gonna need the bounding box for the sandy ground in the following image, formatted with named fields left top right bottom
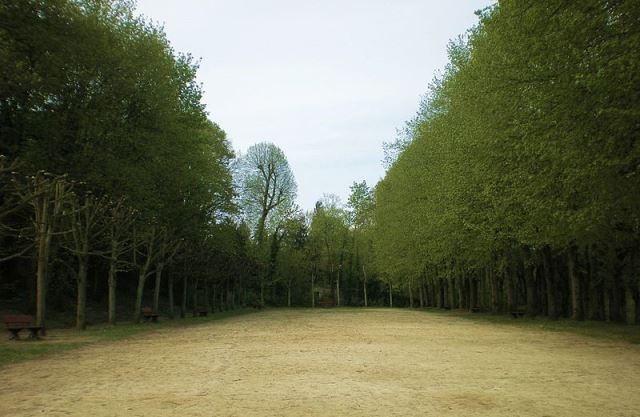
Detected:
left=0, top=309, right=639, bottom=417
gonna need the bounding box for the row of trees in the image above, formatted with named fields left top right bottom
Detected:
left=6, top=0, right=636, bottom=328
left=372, top=1, right=640, bottom=323
left=0, top=1, right=390, bottom=325
left=0, top=0, right=246, bottom=330
left=1, top=1, right=389, bottom=328
left=233, top=142, right=386, bottom=308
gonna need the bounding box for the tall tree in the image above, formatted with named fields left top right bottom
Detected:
left=234, top=142, right=297, bottom=305
left=347, top=181, right=376, bottom=306
left=235, top=142, right=297, bottom=243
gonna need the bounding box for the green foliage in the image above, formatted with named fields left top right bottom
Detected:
left=0, top=0, right=237, bottom=327
left=373, top=0, right=640, bottom=321
left=0, top=0, right=234, bottom=229
left=234, top=142, right=297, bottom=244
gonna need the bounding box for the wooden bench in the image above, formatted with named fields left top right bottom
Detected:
left=510, top=306, right=526, bottom=318
left=141, top=307, right=159, bottom=323
left=2, top=315, right=41, bottom=340
left=318, top=300, right=336, bottom=308
left=470, top=307, right=481, bottom=313
left=195, top=307, right=208, bottom=317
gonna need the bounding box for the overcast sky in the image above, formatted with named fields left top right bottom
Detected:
left=135, top=0, right=494, bottom=211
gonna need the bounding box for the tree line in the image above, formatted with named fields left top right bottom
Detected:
left=3, top=0, right=638, bottom=328
left=232, top=143, right=383, bottom=309
left=0, top=1, right=386, bottom=330
left=372, top=0, right=640, bottom=324
left=0, top=0, right=241, bottom=330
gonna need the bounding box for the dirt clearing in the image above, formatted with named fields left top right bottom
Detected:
left=0, top=309, right=639, bottom=416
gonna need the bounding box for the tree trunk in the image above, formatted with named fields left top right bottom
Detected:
left=505, top=269, right=515, bottom=312
left=470, top=278, right=477, bottom=311
left=192, top=277, right=199, bottom=315
left=256, top=213, right=268, bottom=246
left=362, top=265, right=368, bottom=307
left=181, top=275, right=187, bottom=318
left=153, top=262, right=164, bottom=313
left=205, top=278, right=210, bottom=311
left=389, top=282, right=393, bottom=308
left=336, top=270, right=341, bottom=306
left=108, top=243, right=118, bottom=325
left=488, top=268, right=498, bottom=313
left=625, top=285, right=637, bottom=325
left=526, top=264, right=537, bottom=317
left=311, top=272, right=315, bottom=308
left=134, top=271, right=147, bottom=323
left=35, top=218, right=52, bottom=333
left=408, top=281, right=414, bottom=308
left=287, top=285, right=291, bottom=307
left=567, top=247, right=583, bottom=320
left=448, top=279, right=455, bottom=309
left=168, top=272, right=174, bottom=319
left=586, top=246, right=600, bottom=320
left=603, top=286, right=611, bottom=322
left=419, top=280, right=424, bottom=308
left=225, top=280, right=230, bottom=310
left=212, top=283, right=217, bottom=312
left=542, top=247, right=557, bottom=319
left=76, top=255, right=88, bottom=330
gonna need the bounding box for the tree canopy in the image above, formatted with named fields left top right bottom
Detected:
left=372, top=0, right=640, bottom=323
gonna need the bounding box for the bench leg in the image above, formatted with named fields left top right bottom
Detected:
left=28, top=329, right=41, bottom=340
left=8, top=329, right=21, bottom=340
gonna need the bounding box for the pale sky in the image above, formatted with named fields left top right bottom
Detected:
left=135, top=0, right=494, bottom=210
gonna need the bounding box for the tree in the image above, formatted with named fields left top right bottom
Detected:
left=234, top=142, right=297, bottom=305
left=63, top=191, right=109, bottom=330
left=131, top=224, right=181, bottom=323
left=371, top=0, right=640, bottom=322
left=309, top=195, right=349, bottom=306
left=0, top=157, right=34, bottom=263
left=1, top=0, right=239, bottom=327
left=235, top=142, right=297, bottom=244
left=28, top=173, right=70, bottom=333
left=103, top=198, right=136, bottom=325
left=347, top=181, right=376, bottom=306
left=276, top=214, right=309, bottom=307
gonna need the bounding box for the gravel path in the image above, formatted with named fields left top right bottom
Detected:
left=1, top=309, right=639, bottom=416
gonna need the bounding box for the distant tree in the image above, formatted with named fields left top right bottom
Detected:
left=347, top=181, right=376, bottom=306
left=234, top=142, right=297, bottom=244
left=234, top=142, right=297, bottom=305
left=309, top=195, right=349, bottom=306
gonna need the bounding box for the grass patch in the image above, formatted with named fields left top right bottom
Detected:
left=422, top=307, right=640, bottom=344
left=0, top=342, right=85, bottom=367
left=84, top=308, right=257, bottom=342
left=0, top=308, right=257, bottom=368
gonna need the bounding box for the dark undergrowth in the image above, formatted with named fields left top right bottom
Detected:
left=420, top=307, right=640, bottom=345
